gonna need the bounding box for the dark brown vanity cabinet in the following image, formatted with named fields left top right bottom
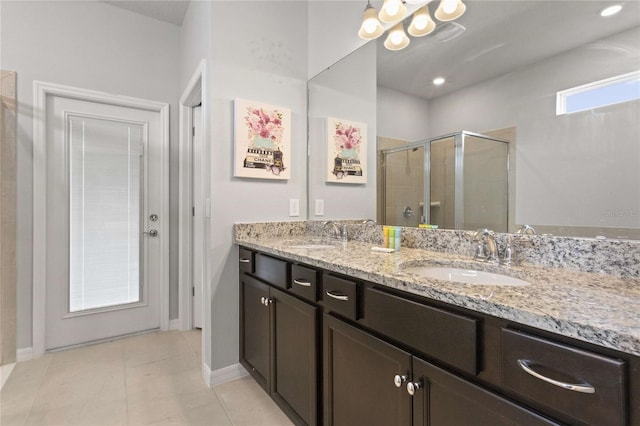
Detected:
left=240, top=247, right=638, bottom=426
left=324, top=314, right=412, bottom=426
left=324, top=313, right=557, bottom=426
left=239, top=252, right=320, bottom=426
left=240, top=273, right=271, bottom=390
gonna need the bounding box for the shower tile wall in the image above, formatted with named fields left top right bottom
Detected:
left=1, top=70, right=17, bottom=365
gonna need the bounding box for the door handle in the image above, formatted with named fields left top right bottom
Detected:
left=144, top=229, right=158, bottom=237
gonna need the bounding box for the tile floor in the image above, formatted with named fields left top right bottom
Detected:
left=0, top=330, right=293, bottom=425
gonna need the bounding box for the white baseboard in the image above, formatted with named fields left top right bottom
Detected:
left=16, top=347, right=33, bottom=362
left=204, top=362, right=249, bottom=388
left=169, top=319, right=179, bottom=330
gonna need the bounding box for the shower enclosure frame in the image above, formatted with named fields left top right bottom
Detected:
left=381, top=130, right=510, bottom=231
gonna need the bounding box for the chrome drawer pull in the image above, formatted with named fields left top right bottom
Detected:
left=293, top=279, right=312, bottom=287
left=239, top=258, right=251, bottom=263
left=326, top=290, right=349, bottom=301
left=517, top=359, right=596, bottom=394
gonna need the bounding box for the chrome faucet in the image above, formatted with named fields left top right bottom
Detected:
left=471, top=229, right=499, bottom=263
left=503, top=225, right=536, bottom=266
left=323, top=221, right=341, bottom=240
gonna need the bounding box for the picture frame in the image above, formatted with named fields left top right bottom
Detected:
left=234, top=98, right=292, bottom=180
left=326, top=117, right=367, bottom=184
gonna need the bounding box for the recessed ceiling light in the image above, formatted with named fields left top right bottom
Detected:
left=600, top=4, right=623, bottom=17
left=433, top=77, right=446, bottom=86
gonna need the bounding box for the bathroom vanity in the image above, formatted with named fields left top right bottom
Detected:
left=235, top=223, right=640, bottom=426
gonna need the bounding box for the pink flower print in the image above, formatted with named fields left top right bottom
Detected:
left=334, top=123, right=362, bottom=153
left=244, top=106, right=284, bottom=144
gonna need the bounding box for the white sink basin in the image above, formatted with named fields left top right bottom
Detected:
left=403, top=266, right=530, bottom=286
left=284, top=240, right=338, bottom=249
left=288, top=244, right=337, bottom=249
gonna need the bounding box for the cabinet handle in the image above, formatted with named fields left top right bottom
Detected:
left=517, top=359, right=595, bottom=394
left=239, top=258, right=251, bottom=263
left=326, top=290, right=349, bottom=301
left=260, top=297, right=273, bottom=306
left=293, top=279, right=312, bottom=287
left=406, top=381, right=421, bottom=396
left=393, top=374, right=407, bottom=388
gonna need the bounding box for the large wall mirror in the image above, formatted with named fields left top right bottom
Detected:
left=307, top=0, right=640, bottom=239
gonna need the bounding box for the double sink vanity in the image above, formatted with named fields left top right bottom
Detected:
left=235, top=221, right=640, bottom=425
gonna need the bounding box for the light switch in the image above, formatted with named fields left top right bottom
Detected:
left=315, top=199, right=325, bottom=216
left=289, top=199, right=300, bottom=217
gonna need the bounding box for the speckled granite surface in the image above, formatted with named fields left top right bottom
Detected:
left=234, top=221, right=640, bottom=356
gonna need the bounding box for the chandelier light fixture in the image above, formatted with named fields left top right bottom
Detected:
left=384, top=22, right=411, bottom=50
left=359, top=1, right=385, bottom=40
left=378, top=0, right=408, bottom=23
left=358, top=0, right=467, bottom=51
left=408, top=5, right=436, bottom=37
left=434, top=0, right=466, bottom=22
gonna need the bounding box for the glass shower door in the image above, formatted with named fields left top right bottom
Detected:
left=383, top=146, right=424, bottom=227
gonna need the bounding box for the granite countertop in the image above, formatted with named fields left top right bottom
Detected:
left=236, top=236, right=640, bottom=357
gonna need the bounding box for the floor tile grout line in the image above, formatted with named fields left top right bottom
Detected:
left=22, top=353, right=56, bottom=424
left=122, top=339, right=131, bottom=426
left=212, top=385, right=237, bottom=426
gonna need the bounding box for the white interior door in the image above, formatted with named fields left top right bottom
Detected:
left=192, top=106, right=203, bottom=329
left=44, top=94, right=165, bottom=350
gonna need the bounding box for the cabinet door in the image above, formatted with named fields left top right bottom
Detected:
left=240, top=274, right=271, bottom=391
left=324, top=314, right=411, bottom=426
left=272, top=288, right=320, bottom=426
left=411, top=357, right=559, bottom=426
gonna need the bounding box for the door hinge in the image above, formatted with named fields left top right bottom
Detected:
left=192, top=206, right=195, bottom=217
left=192, top=286, right=195, bottom=297
left=192, top=126, right=196, bottom=137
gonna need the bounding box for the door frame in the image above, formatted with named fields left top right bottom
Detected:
left=32, top=81, right=170, bottom=358
left=178, top=60, right=208, bottom=331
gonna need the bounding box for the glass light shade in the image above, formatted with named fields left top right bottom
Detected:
left=384, top=23, right=410, bottom=51
left=358, top=4, right=384, bottom=39
left=408, top=6, right=436, bottom=37
left=379, top=0, right=408, bottom=23
left=434, top=0, right=466, bottom=21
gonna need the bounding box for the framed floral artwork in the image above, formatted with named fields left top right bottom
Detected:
left=326, top=117, right=367, bottom=184
left=234, top=98, right=292, bottom=180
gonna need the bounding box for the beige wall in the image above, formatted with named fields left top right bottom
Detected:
left=1, top=70, right=17, bottom=365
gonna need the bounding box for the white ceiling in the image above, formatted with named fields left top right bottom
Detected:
left=377, top=0, right=640, bottom=100
left=103, top=0, right=190, bottom=26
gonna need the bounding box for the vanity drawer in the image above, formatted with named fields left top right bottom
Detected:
left=322, top=274, right=359, bottom=321
left=363, top=286, right=479, bottom=375
left=238, top=247, right=254, bottom=274
left=254, top=253, right=289, bottom=289
left=501, top=328, right=626, bottom=426
left=290, top=264, right=319, bottom=303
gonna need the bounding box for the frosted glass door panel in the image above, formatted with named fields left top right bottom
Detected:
left=69, top=116, right=143, bottom=312
left=463, top=136, right=509, bottom=232
left=384, top=147, right=424, bottom=227
left=429, top=137, right=455, bottom=229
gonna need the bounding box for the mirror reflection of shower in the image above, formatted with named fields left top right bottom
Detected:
left=378, top=131, right=510, bottom=232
